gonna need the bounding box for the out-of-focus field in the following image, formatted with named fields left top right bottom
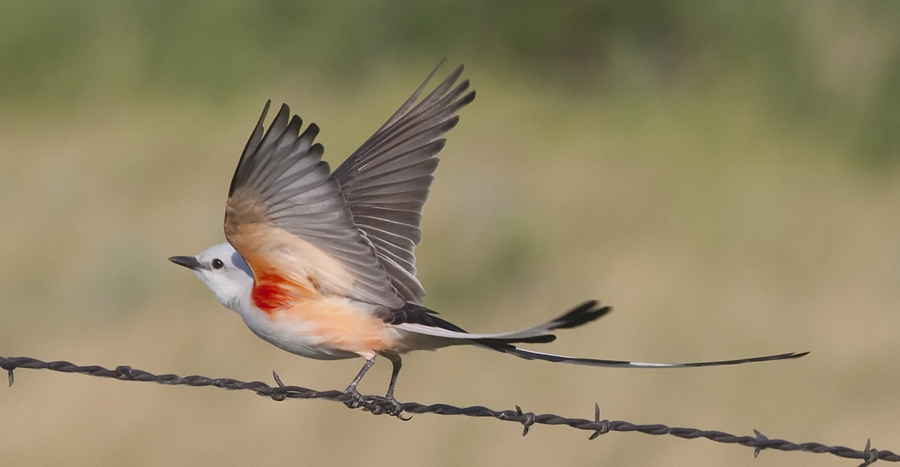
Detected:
left=2, top=2, right=900, bottom=466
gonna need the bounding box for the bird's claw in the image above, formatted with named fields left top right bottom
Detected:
left=342, top=388, right=366, bottom=409
left=365, top=395, right=410, bottom=419
left=342, top=387, right=408, bottom=419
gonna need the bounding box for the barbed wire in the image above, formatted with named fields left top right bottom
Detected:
left=1, top=355, right=894, bottom=466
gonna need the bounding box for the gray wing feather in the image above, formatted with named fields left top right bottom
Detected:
left=333, top=63, right=476, bottom=304
left=228, top=102, right=404, bottom=308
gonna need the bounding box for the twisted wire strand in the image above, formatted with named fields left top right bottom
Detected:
left=1, top=355, right=893, bottom=466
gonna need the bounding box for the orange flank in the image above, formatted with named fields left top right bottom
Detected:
left=272, top=298, right=397, bottom=357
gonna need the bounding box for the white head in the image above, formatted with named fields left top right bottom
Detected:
left=169, top=242, right=254, bottom=312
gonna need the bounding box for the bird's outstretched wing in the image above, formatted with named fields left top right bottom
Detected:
left=225, top=102, right=404, bottom=309
left=333, top=63, right=476, bottom=304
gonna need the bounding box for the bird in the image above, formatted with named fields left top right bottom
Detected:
left=169, top=63, right=807, bottom=410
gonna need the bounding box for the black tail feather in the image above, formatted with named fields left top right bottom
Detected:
left=474, top=334, right=557, bottom=347
left=491, top=346, right=810, bottom=368
left=547, top=300, right=611, bottom=330
left=469, top=301, right=610, bottom=346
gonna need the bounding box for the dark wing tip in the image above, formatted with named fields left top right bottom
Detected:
left=460, top=89, right=476, bottom=106
left=377, top=302, right=468, bottom=332
left=430, top=57, right=449, bottom=80
left=302, top=122, right=320, bottom=140
left=230, top=100, right=275, bottom=196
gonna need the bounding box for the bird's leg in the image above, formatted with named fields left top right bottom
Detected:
left=384, top=354, right=402, bottom=402
left=343, top=358, right=375, bottom=408
left=366, top=353, right=407, bottom=418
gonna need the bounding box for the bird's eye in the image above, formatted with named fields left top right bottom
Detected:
left=211, top=259, right=224, bottom=269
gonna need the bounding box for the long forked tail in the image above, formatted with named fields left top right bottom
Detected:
left=393, top=300, right=809, bottom=367
left=465, top=301, right=809, bottom=368
left=487, top=346, right=809, bottom=368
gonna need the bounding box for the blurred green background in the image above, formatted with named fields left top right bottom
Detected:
left=2, top=1, right=899, bottom=466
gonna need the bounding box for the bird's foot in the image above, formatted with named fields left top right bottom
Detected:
left=342, top=387, right=366, bottom=409
left=365, top=395, right=410, bottom=420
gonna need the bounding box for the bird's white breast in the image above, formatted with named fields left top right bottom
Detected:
left=232, top=294, right=360, bottom=360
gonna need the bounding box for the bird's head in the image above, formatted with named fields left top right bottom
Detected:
left=169, top=242, right=254, bottom=312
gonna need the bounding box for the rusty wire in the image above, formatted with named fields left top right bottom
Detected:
left=1, top=355, right=894, bottom=465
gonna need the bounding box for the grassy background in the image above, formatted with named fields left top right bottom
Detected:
left=2, top=1, right=900, bottom=466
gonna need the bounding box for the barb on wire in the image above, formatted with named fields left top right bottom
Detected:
left=1, top=355, right=895, bottom=465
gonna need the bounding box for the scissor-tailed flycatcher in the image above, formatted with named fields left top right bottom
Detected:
left=169, top=64, right=806, bottom=408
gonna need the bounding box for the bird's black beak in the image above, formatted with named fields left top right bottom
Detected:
left=168, top=256, right=202, bottom=270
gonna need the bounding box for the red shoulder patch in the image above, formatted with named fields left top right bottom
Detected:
left=252, top=283, right=294, bottom=313
left=251, top=270, right=310, bottom=313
